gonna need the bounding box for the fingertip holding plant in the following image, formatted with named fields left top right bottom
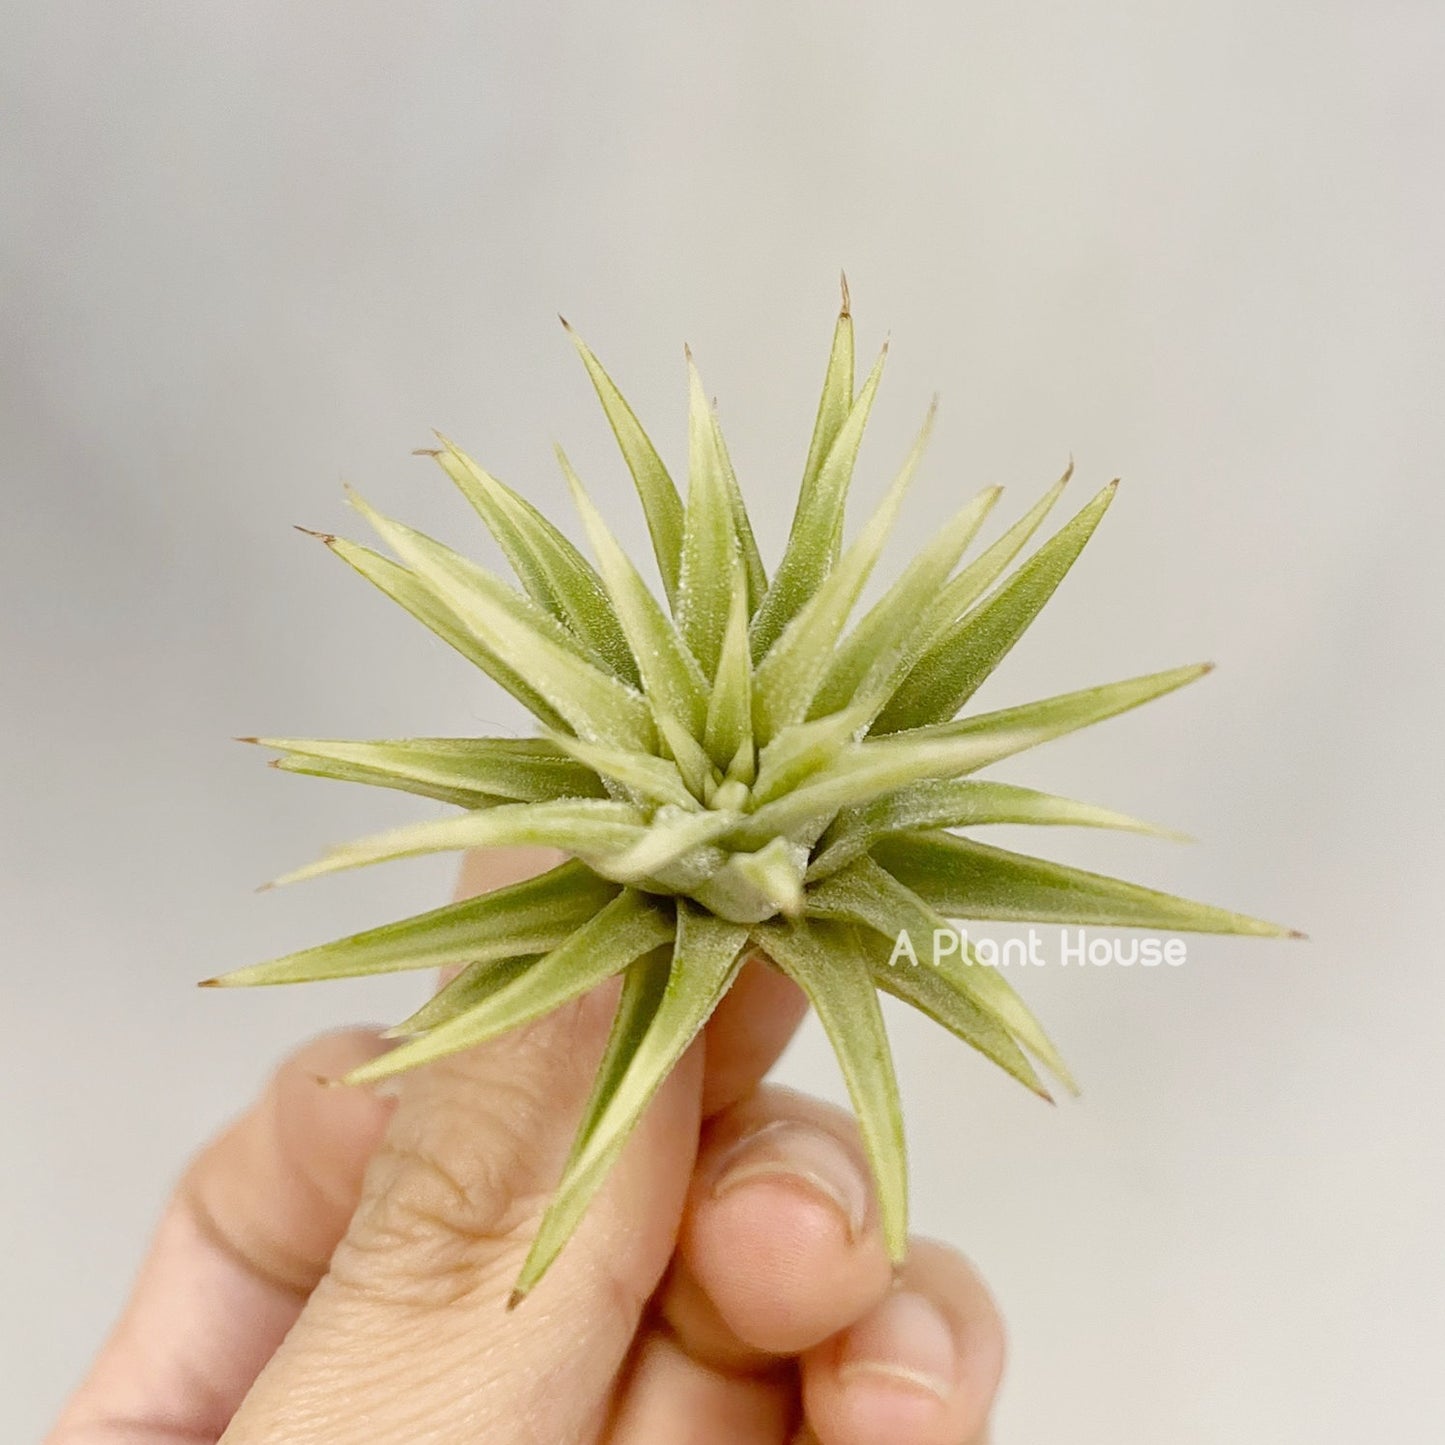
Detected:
left=221, top=287, right=1296, bottom=1301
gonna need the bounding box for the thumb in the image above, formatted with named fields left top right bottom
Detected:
left=222, top=848, right=704, bottom=1445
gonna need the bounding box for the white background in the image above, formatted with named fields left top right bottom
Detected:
left=3, top=3, right=1441, bottom=1438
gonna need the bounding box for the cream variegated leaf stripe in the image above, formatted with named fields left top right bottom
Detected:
left=222, top=283, right=1297, bottom=1300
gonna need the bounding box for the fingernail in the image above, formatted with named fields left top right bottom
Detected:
left=712, top=1120, right=869, bottom=1240
left=838, top=1288, right=957, bottom=1401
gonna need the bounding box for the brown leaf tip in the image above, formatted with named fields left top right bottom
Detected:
left=506, top=1289, right=525, bottom=1312
left=839, top=269, right=852, bottom=317
left=294, top=525, right=336, bottom=544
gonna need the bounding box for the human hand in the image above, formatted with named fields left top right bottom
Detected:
left=51, top=848, right=1005, bottom=1444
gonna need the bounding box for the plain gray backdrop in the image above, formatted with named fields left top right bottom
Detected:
left=3, top=3, right=1441, bottom=1439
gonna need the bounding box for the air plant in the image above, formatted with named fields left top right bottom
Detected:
left=216, top=283, right=1292, bottom=1302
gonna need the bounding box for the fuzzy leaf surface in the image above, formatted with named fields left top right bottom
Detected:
left=513, top=908, right=748, bottom=1297
left=875, top=481, right=1117, bottom=734
left=749, top=348, right=885, bottom=659
left=210, top=861, right=615, bottom=986
left=431, top=440, right=640, bottom=683
left=810, top=778, right=1175, bottom=879
left=272, top=800, right=650, bottom=886
left=565, top=324, right=686, bottom=604
left=807, top=857, right=1074, bottom=1090
left=345, top=890, right=674, bottom=1084
left=753, top=404, right=933, bottom=741
left=324, top=538, right=567, bottom=730
left=874, top=831, right=1294, bottom=935
left=255, top=736, right=606, bottom=808
left=756, top=920, right=908, bottom=1260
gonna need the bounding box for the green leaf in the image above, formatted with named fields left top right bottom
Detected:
left=873, top=831, right=1297, bottom=936
left=655, top=710, right=721, bottom=801
left=511, top=907, right=749, bottom=1300
left=735, top=726, right=1052, bottom=850
left=755, top=919, right=908, bottom=1261
left=753, top=402, right=935, bottom=742
left=711, top=403, right=768, bottom=613
left=564, top=321, right=686, bottom=606
left=749, top=346, right=887, bottom=660
left=548, top=733, right=697, bottom=811
left=897, top=663, right=1214, bottom=751
left=604, top=804, right=742, bottom=885
left=916, top=463, right=1073, bottom=651
left=429, top=439, right=640, bottom=685
left=207, top=860, right=615, bottom=986
left=874, top=481, right=1117, bottom=734
left=750, top=702, right=872, bottom=808
left=853, top=926, right=1050, bottom=1099
left=344, top=890, right=674, bottom=1084
left=322, top=536, right=567, bottom=731
left=559, top=448, right=709, bottom=734
left=810, top=484, right=1002, bottom=720
left=810, top=778, right=1179, bottom=880
left=806, top=857, right=1073, bottom=1092
left=348, top=492, right=656, bottom=752
left=703, top=577, right=754, bottom=774
left=270, top=799, right=650, bottom=887
left=798, top=281, right=856, bottom=534
left=251, top=736, right=606, bottom=808
left=677, top=352, right=741, bottom=678
left=692, top=837, right=807, bottom=923
left=390, top=953, right=541, bottom=1035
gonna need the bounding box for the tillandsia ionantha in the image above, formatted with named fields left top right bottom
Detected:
left=216, top=280, right=1294, bottom=1304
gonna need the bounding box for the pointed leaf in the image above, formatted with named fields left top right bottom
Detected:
left=390, top=953, right=540, bottom=1035
left=430, top=439, right=640, bottom=684
left=873, top=831, right=1296, bottom=936
left=565, top=322, right=686, bottom=605
left=512, top=907, right=748, bottom=1299
left=750, top=702, right=872, bottom=808
left=344, top=890, right=674, bottom=1084
left=810, top=778, right=1178, bottom=880
left=735, top=727, right=1050, bottom=849
left=750, top=346, right=886, bottom=659
left=677, top=353, right=740, bottom=677
left=548, top=733, right=697, bottom=811
left=323, top=536, right=567, bottom=730
left=917, top=463, right=1072, bottom=649
left=272, top=799, right=649, bottom=887
left=896, top=663, right=1214, bottom=751
left=604, top=804, right=742, bottom=884
left=208, top=860, right=615, bottom=986
left=349, top=493, right=655, bottom=751
left=854, top=926, right=1050, bottom=1099
left=253, top=736, right=606, bottom=808
left=798, top=283, right=856, bottom=534
left=873, top=481, right=1117, bottom=733
left=711, top=403, right=767, bottom=613
left=755, top=920, right=908, bottom=1260
left=807, top=857, right=1073, bottom=1091
left=560, top=447, right=709, bottom=734
left=754, top=403, right=934, bottom=741
left=703, top=577, right=754, bottom=772
left=810, top=485, right=1001, bottom=720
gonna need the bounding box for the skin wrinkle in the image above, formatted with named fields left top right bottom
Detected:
left=175, top=1185, right=315, bottom=1306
